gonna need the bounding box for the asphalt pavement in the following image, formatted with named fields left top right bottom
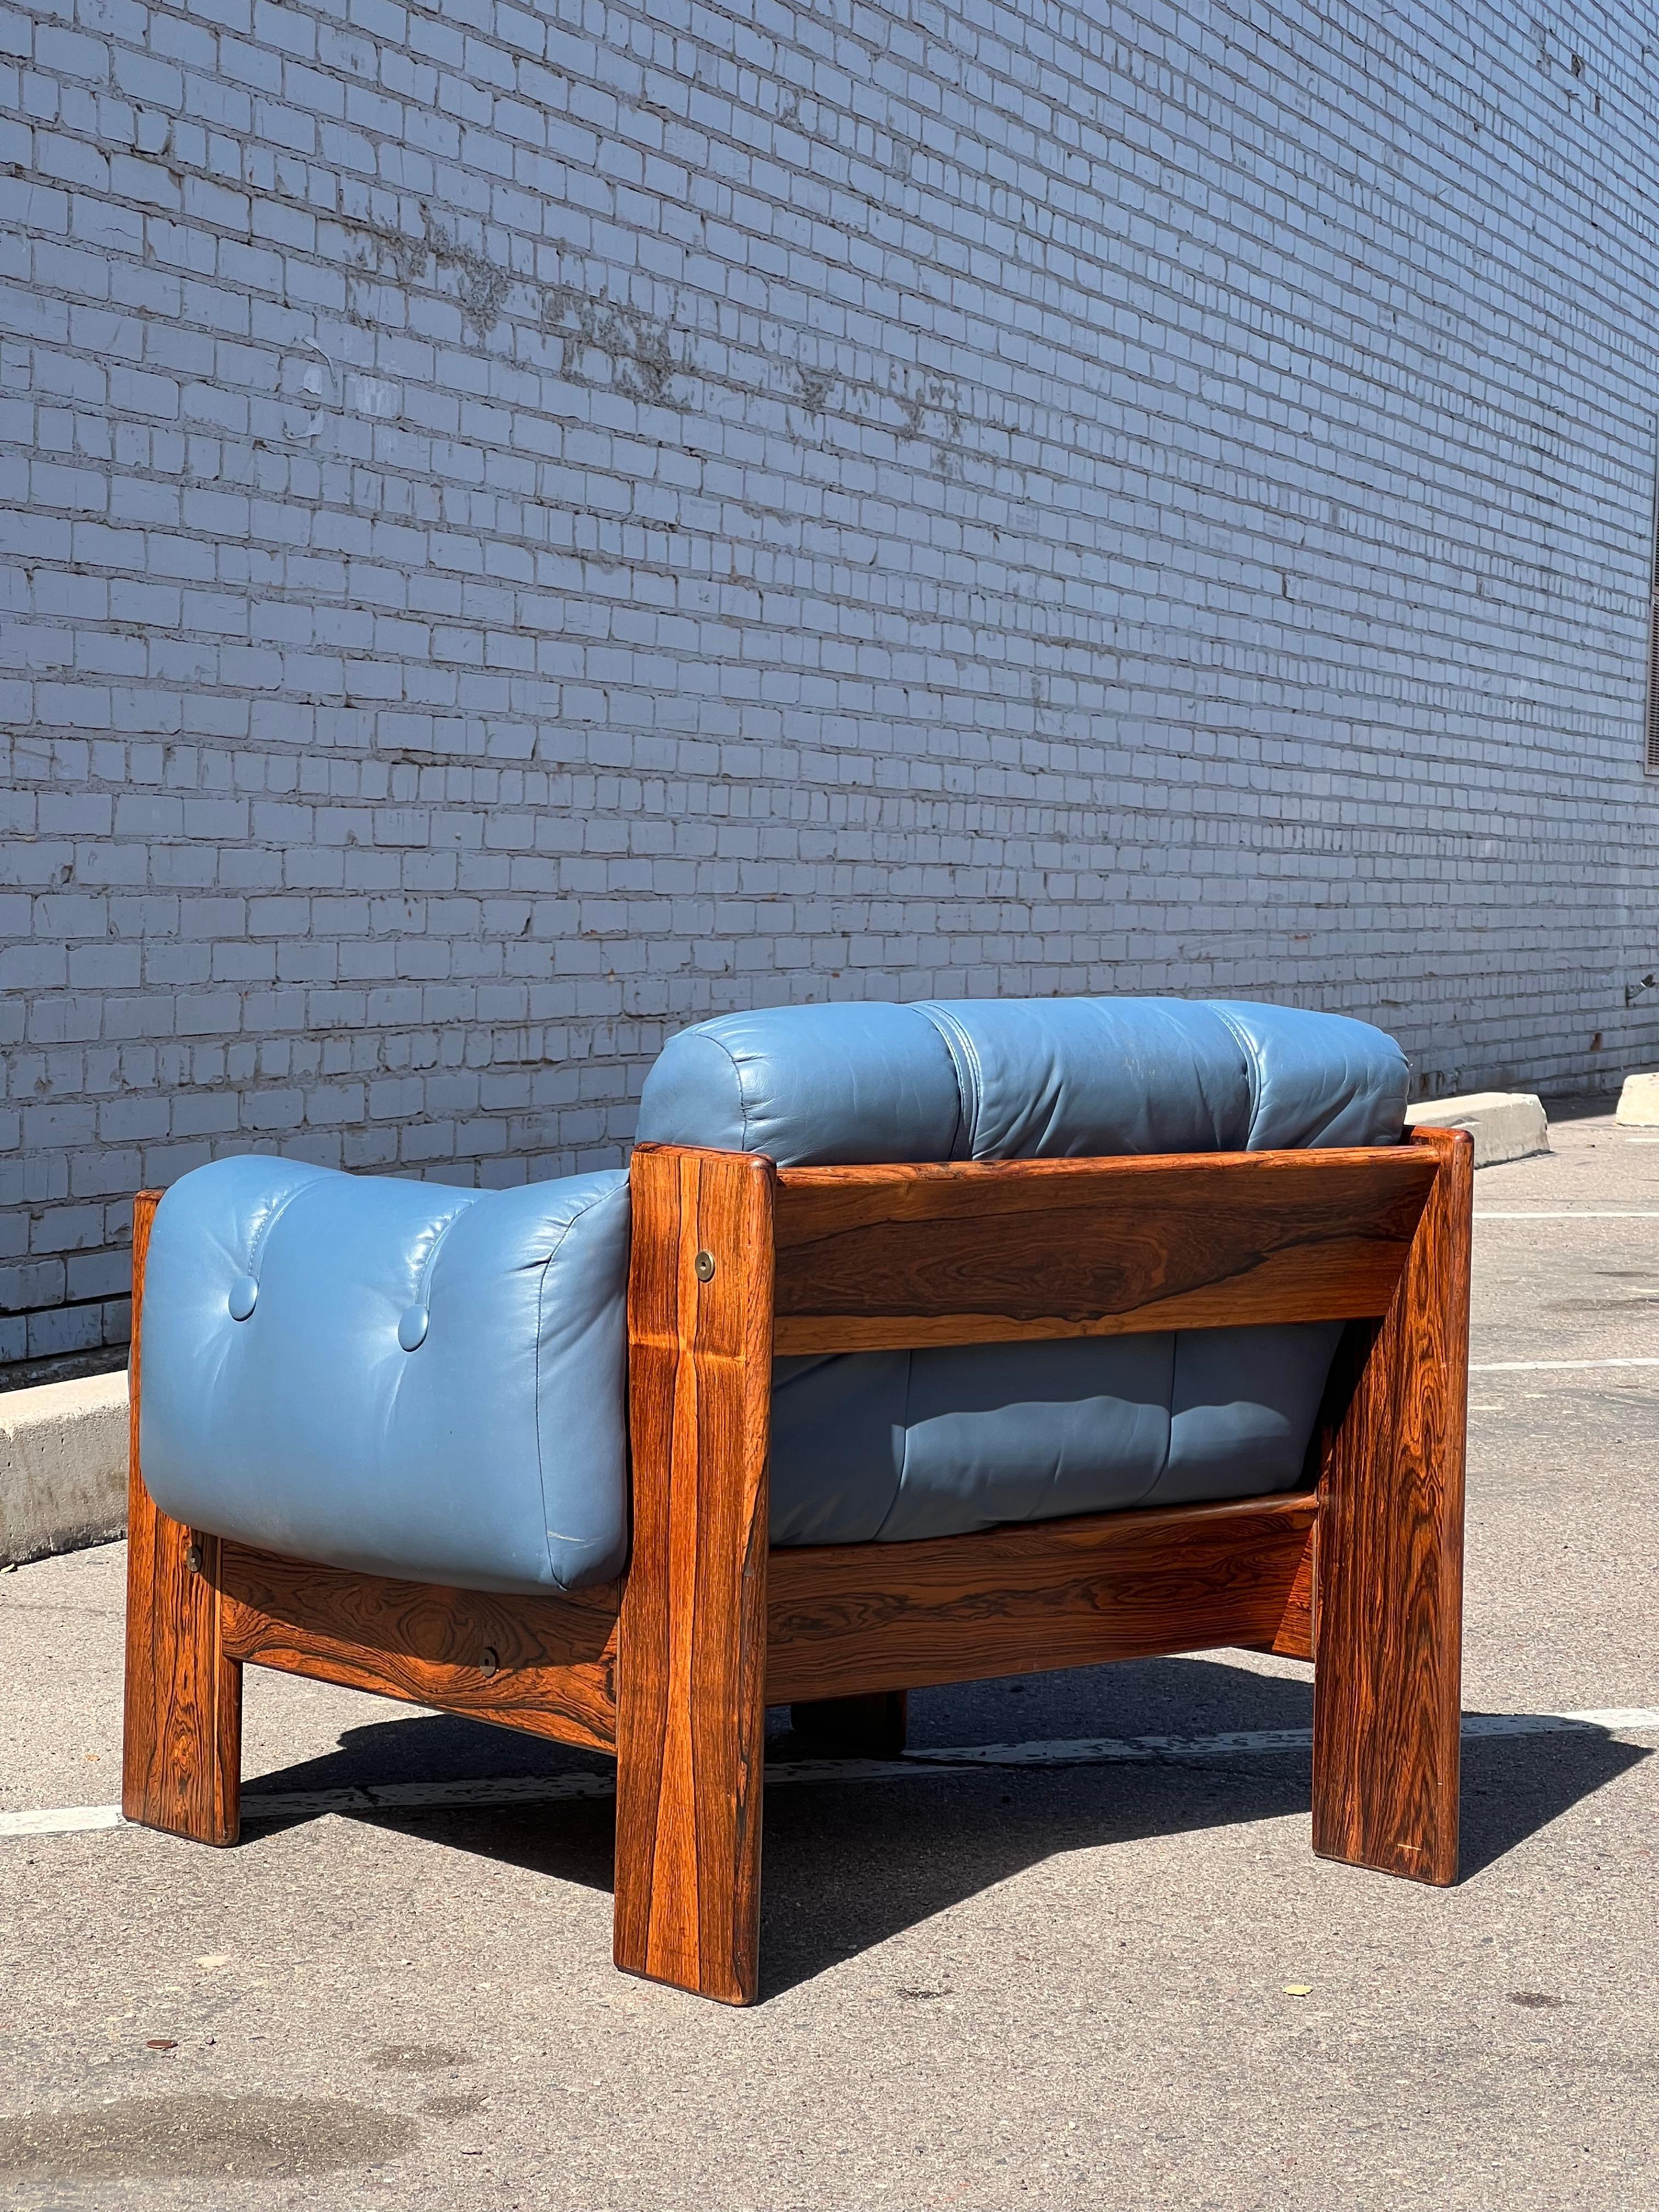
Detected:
left=0, top=1108, right=1654, bottom=2210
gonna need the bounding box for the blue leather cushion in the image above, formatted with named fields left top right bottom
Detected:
left=633, top=1000, right=964, bottom=1166
left=646, top=995, right=1406, bottom=1550
left=636, top=996, right=1407, bottom=1163
left=141, top=997, right=1406, bottom=1590
left=140, top=1156, right=631, bottom=1594
left=769, top=1322, right=1344, bottom=1544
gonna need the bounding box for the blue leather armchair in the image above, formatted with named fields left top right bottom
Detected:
left=122, top=996, right=1471, bottom=2004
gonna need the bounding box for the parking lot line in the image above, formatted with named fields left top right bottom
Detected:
left=1470, top=1358, right=1659, bottom=1372
left=4, top=1706, right=1653, bottom=1842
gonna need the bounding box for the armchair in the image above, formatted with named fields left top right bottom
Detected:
left=123, top=997, right=1470, bottom=2004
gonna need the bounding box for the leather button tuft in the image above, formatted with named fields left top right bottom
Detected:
left=397, top=1304, right=430, bottom=1352
left=227, top=1276, right=258, bottom=1322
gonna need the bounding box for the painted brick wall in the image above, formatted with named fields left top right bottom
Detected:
left=4, top=0, right=1658, bottom=1369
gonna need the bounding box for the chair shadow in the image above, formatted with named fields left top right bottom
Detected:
left=238, top=1655, right=1649, bottom=2002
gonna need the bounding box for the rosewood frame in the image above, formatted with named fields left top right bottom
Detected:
left=123, top=1124, right=1471, bottom=2006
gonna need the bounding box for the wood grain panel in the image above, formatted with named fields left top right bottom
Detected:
left=122, top=1189, right=244, bottom=1846
left=1266, top=1520, right=1316, bottom=1662
left=765, top=1491, right=1318, bottom=1705
left=1312, top=1126, right=1471, bottom=1885
left=614, top=1145, right=776, bottom=2006
left=771, top=1146, right=1436, bottom=1352
left=217, top=1545, right=620, bottom=1754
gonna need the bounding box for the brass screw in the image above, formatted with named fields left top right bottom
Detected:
left=693, top=1249, right=716, bottom=1282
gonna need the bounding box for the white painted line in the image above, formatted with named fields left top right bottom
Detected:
left=1474, top=1211, right=1659, bottom=1220
left=242, top=1773, right=619, bottom=1820
left=1470, top=1358, right=1659, bottom=1373
left=0, top=1803, right=125, bottom=1838
left=1549, top=1708, right=1659, bottom=1731
left=4, top=1708, right=1655, bottom=1841
left=896, top=1708, right=1659, bottom=1765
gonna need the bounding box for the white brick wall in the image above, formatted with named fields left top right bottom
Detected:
left=4, top=0, right=1658, bottom=1367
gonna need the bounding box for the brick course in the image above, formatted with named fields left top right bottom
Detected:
left=3, top=0, right=1657, bottom=1367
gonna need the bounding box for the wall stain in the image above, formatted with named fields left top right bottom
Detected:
left=540, top=282, right=685, bottom=406
left=335, top=210, right=513, bottom=343
left=895, top=371, right=966, bottom=475
left=792, top=362, right=836, bottom=416
left=422, top=210, right=512, bottom=341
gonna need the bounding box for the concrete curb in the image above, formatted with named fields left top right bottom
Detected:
left=1404, top=1091, right=1550, bottom=1169
left=1616, top=1071, right=1659, bottom=1126
left=0, top=1372, right=129, bottom=1568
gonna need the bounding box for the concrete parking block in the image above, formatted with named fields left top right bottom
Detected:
left=0, top=1372, right=128, bottom=1568
left=1615, top=1071, right=1659, bottom=1125
left=1405, top=1091, right=1550, bottom=1167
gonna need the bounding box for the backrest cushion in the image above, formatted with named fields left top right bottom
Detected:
left=636, top=996, right=1407, bottom=1163
left=633, top=1001, right=962, bottom=1166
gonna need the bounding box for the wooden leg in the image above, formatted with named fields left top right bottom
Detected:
left=121, top=1190, right=242, bottom=1845
left=614, top=1146, right=775, bottom=2005
left=791, top=1691, right=909, bottom=1756
left=1312, top=1126, right=1470, bottom=1885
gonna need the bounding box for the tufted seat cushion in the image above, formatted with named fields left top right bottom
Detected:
left=140, top=1157, right=631, bottom=1593
left=139, top=997, right=1407, bottom=1593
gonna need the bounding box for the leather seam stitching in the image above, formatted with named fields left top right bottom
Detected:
left=532, top=1179, right=628, bottom=1585
left=1205, top=1003, right=1266, bottom=1149
left=915, top=1002, right=978, bottom=1159
left=703, top=1033, right=751, bottom=1152
left=533, top=1240, right=550, bottom=1581
left=242, top=1169, right=331, bottom=1278
left=869, top=1346, right=917, bottom=1543
left=411, top=1193, right=479, bottom=1305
